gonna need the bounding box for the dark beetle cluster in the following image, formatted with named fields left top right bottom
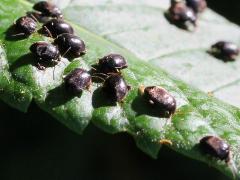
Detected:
left=13, top=1, right=86, bottom=69
left=165, top=1, right=240, bottom=61
left=13, top=1, right=64, bottom=38
left=27, top=1, right=63, bottom=23
left=65, top=54, right=130, bottom=102
left=166, top=0, right=207, bottom=31
left=8, top=1, right=127, bottom=103
left=12, top=1, right=131, bottom=103
left=98, top=54, right=130, bottom=102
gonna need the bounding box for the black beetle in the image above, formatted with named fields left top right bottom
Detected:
left=210, top=41, right=239, bottom=61
left=167, top=1, right=197, bottom=31
left=41, top=19, right=74, bottom=38
left=139, top=86, right=177, bottom=118
left=64, top=68, right=92, bottom=95
left=186, top=0, right=207, bottom=13
left=30, top=41, right=60, bottom=69
left=33, top=1, right=63, bottom=18
left=97, top=54, right=128, bottom=74
left=103, top=74, right=130, bottom=102
left=199, top=136, right=230, bottom=162
left=54, top=33, right=86, bottom=58
left=14, top=16, right=37, bottom=37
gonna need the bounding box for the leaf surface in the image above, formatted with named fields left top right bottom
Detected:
left=0, top=0, right=240, bottom=178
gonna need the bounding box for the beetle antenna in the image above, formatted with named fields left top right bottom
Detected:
left=43, top=25, right=53, bottom=38
left=62, top=47, right=71, bottom=57
left=107, top=72, right=119, bottom=76
left=91, top=75, right=105, bottom=83
left=52, top=65, right=56, bottom=80
left=91, top=67, right=96, bottom=71
left=53, top=64, right=58, bottom=80
left=29, top=13, right=39, bottom=23
left=11, top=33, right=25, bottom=37
left=52, top=61, right=64, bottom=80
left=92, top=72, right=109, bottom=77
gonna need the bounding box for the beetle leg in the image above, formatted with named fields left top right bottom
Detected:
left=37, top=62, right=46, bottom=70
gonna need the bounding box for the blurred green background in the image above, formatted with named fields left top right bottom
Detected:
left=0, top=1, right=239, bottom=180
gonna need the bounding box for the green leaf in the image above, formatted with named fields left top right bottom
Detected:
left=0, top=0, right=240, bottom=178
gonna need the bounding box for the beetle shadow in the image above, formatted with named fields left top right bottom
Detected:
left=9, top=53, right=35, bottom=72
left=10, top=52, right=62, bottom=73
left=62, top=53, right=82, bottom=62
left=131, top=95, right=170, bottom=118
left=45, top=84, right=77, bottom=108
left=89, top=67, right=108, bottom=84
left=192, top=143, right=215, bottom=161
left=59, top=48, right=86, bottom=62
left=5, top=25, right=29, bottom=41
left=206, top=51, right=234, bottom=63
left=92, top=87, right=116, bottom=108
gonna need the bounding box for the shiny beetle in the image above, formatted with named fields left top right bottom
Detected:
left=167, top=1, right=197, bottom=31
left=97, top=54, right=128, bottom=74
left=30, top=41, right=60, bottom=69
left=139, top=86, right=177, bottom=118
left=14, top=16, right=37, bottom=37
left=54, top=33, right=86, bottom=58
left=41, top=19, right=74, bottom=38
left=64, top=68, right=92, bottom=95
left=102, top=74, right=130, bottom=102
left=33, top=1, right=63, bottom=18
left=210, top=41, right=239, bottom=61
